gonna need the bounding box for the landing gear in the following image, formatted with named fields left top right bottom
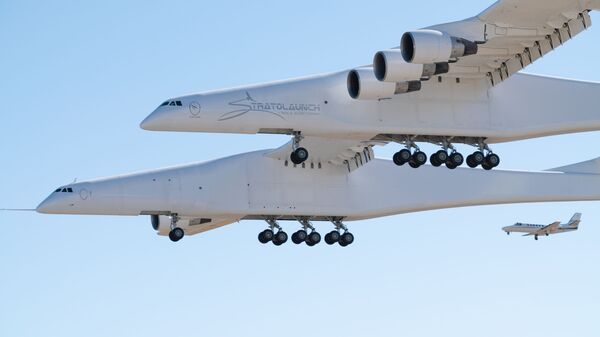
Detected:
left=306, top=231, right=321, bottom=246
left=328, top=219, right=354, bottom=247
left=430, top=150, right=448, bottom=167
left=258, top=218, right=287, bottom=245
left=534, top=235, right=539, bottom=241
left=168, top=214, right=185, bottom=242
left=291, top=230, right=307, bottom=244
left=468, top=140, right=500, bottom=170
left=169, top=227, right=184, bottom=242
left=290, top=132, right=308, bottom=164
left=393, top=139, right=426, bottom=168
left=393, top=149, right=412, bottom=166
left=446, top=151, right=464, bottom=169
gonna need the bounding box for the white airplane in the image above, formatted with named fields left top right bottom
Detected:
left=36, top=0, right=600, bottom=245
left=502, top=213, right=582, bottom=240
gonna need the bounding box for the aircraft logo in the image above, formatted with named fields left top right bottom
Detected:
left=218, top=91, right=321, bottom=121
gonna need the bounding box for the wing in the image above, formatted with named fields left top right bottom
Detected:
left=522, top=221, right=561, bottom=236
left=264, top=136, right=386, bottom=173
left=425, top=0, right=599, bottom=85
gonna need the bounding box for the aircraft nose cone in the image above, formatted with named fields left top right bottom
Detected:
left=36, top=196, right=60, bottom=214
left=140, top=109, right=167, bottom=130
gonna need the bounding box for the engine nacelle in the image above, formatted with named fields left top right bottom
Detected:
left=347, top=68, right=421, bottom=100
left=373, top=49, right=449, bottom=82
left=401, top=30, right=478, bottom=64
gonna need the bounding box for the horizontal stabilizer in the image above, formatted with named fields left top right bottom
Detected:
left=550, top=157, right=600, bottom=174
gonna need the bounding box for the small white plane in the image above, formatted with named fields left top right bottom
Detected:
left=503, top=213, right=582, bottom=240
left=34, top=0, right=600, bottom=245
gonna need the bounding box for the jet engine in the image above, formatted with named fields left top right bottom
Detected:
left=347, top=68, right=421, bottom=100
left=373, top=49, right=449, bottom=82
left=400, top=30, right=478, bottom=64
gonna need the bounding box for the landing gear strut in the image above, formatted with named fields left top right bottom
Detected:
left=168, top=214, right=185, bottom=242
left=326, top=219, right=354, bottom=247
left=258, top=218, right=288, bottom=245
left=467, top=139, right=500, bottom=170
left=290, top=131, right=308, bottom=165
left=393, top=138, right=426, bottom=168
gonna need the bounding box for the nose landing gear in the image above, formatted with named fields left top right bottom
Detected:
left=290, top=132, right=309, bottom=165
left=168, top=214, right=185, bottom=242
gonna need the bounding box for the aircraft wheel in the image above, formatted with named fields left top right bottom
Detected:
left=485, top=153, right=500, bottom=168
left=168, top=227, right=185, bottom=242
left=291, top=147, right=308, bottom=164
left=466, top=155, right=477, bottom=168
left=472, top=151, right=485, bottom=165
left=291, top=230, right=307, bottom=244
left=481, top=162, right=493, bottom=171
left=445, top=160, right=458, bottom=170
left=258, top=229, right=274, bottom=244
left=339, top=232, right=354, bottom=246
left=412, top=151, right=427, bottom=166
left=272, top=231, right=288, bottom=246
left=393, top=149, right=411, bottom=166
left=306, top=231, right=321, bottom=246
left=534, top=235, right=539, bottom=241
left=447, top=152, right=464, bottom=167
left=324, top=231, right=340, bottom=245
left=430, top=154, right=441, bottom=167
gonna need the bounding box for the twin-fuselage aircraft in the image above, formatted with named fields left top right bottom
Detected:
left=37, top=0, right=600, bottom=245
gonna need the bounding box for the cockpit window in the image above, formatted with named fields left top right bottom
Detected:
left=67, top=188, right=73, bottom=193
left=162, top=100, right=183, bottom=107
left=55, top=188, right=61, bottom=192
left=55, top=187, right=74, bottom=193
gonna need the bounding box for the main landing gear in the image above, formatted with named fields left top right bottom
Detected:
left=257, top=218, right=354, bottom=247
left=290, top=131, right=309, bottom=165
left=392, top=137, right=500, bottom=170
left=168, top=214, right=185, bottom=242
left=466, top=141, right=500, bottom=170
left=393, top=139, right=427, bottom=168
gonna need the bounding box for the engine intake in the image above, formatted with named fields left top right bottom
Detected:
left=373, top=49, right=449, bottom=82
left=401, top=30, right=478, bottom=64
left=347, top=68, right=420, bottom=100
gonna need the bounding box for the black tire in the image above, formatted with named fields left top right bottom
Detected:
left=408, top=160, right=420, bottom=168
left=169, top=227, right=185, bottom=242
left=413, top=151, right=427, bottom=166
left=430, top=154, right=441, bottom=167
left=290, top=152, right=301, bottom=165
left=258, top=229, right=273, bottom=244
left=472, top=151, right=485, bottom=165
left=481, top=162, right=493, bottom=170
left=324, top=231, right=340, bottom=245
left=291, top=230, right=307, bottom=244
left=398, top=149, right=411, bottom=162
left=445, top=160, right=457, bottom=170
left=393, top=152, right=405, bottom=166
left=339, top=232, right=354, bottom=246
left=306, top=231, right=321, bottom=246
left=294, top=147, right=309, bottom=163
left=448, top=152, right=464, bottom=167
left=435, top=150, right=448, bottom=163
left=486, top=153, right=500, bottom=168
left=466, top=154, right=477, bottom=168
left=272, top=231, right=288, bottom=246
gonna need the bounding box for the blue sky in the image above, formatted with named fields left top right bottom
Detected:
left=1, top=1, right=600, bottom=336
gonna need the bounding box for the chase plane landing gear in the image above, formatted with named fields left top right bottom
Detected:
left=168, top=214, right=185, bottom=242
left=290, top=131, right=308, bottom=165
